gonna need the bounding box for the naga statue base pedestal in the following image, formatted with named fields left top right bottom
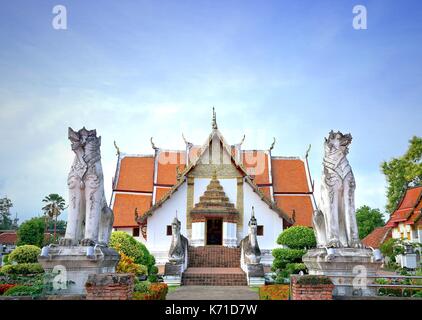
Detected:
left=163, top=263, right=184, bottom=286
left=38, top=246, right=120, bottom=295
left=245, top=264, right=265, bottom=286
left=303, top=248, right=382, bottom=297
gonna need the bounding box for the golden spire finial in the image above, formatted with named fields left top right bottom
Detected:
left=212, top=106, right=218, bottom=130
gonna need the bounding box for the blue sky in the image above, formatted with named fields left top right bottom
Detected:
left=0, top=0, right=421, bottom=223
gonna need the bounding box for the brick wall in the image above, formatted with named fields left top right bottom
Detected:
left=85, top=273, right=134, bottom=300
left=291, top=276, right=334, bottom=300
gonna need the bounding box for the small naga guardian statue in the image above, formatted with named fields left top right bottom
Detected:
left=60, top=127, right=114, bottom=247
left=241, top=207, right=261, bottom=264
left=168, top=216, right=188, bottom=264
left=313, top=131, right=362, bottom=248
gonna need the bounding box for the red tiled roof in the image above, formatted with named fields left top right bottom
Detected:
left=387, top=186, right=422, bottom=227
left=0, top=232, right=17, bottom=244
left=116, top=156, right=154, bottom=192
left=361, top=226, right=392, bottom=248
left=157, top=151, right=186, bottom=185
left=274, top=195, right=314, bottom=227
left=113, top=193, right=152, bottom=227
left=112, top=132, right=314, bottom=229
left=396, top=186, right=422, bottom=210
left=242, top=151, right=270, bottom=185
left=272, top=159, right=310, bottom=193
left=155, top=187, right=172, bottom=203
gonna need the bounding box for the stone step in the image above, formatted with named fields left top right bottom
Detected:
left=182, top=268, right=248, bottom=286
left=188, top=246, right=241, bottom=268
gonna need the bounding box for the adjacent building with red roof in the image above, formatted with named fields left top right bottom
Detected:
left=362, top=186, right=422, bottom=254
left=386, top=186, right=422, bottom=243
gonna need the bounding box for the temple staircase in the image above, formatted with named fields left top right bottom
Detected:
left=182, top=246, right=247, bottom=286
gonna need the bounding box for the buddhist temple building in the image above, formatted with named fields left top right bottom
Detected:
left=110, top=110, right=315, bottom=266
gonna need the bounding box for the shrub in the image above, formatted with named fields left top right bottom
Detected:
left=110, top=232, right=156, bottom=274
left=116, top=252, right=147, bottom=276
left=17, top=217, right=46, bottom=247
left=9, top=245, right=41, bottom=264
left=285, top=263, right=307, bottom=275
left=0, top=284, right=17, bottom=295
left=296, top=275, right=332, bottom=285
left=132, top=282, right=168, bottom=300
left=134, top=279, right=150, bottom=293
left=2, top=254, right=10, bottom=266
left=259, top=284, right=289, bottom=300
left=3, top=284, right=43, bottom=297
left=412, top=290, right=422, bottom=298
left=277, top=226, right=316, bottom=249
left=1, top=263, right=44, bottom=275
left=271, top=248, right=306, bottom=271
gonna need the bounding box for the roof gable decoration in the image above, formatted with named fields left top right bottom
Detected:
left=136, top=110, right=293, bottom=224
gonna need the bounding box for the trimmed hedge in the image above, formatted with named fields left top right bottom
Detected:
left=8, top=245, right=41, bottom=264
left=109, top=232, right=156, bottom=274
left=271, top=248, right=306, bottom=271
left=277, top=226, right=316, bottom=249
left=1, top=263, right=44, bottom=275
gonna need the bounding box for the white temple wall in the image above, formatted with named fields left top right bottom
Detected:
left=146, top=183, right=187, bottom=253
left=242, top=183, right=284, bottom=250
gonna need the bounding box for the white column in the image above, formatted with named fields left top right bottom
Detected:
left=223, top=222, right=237, bottom=247
left=191, top=222, right=205, bottom=246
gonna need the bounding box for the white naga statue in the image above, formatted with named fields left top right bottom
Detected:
left=60, top=127, right=114, bottom=247
left=241, top=207, right=261, bottom=264
left=313, top=131, right=362, bottom=248
left=168, top=216, right=188, bottom=265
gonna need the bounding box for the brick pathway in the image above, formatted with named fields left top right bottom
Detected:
left=183, top=267, right=244, bottom=274
left=182, top=267, right=248, bottom=285
left=167, top=286, right=259, bottom=300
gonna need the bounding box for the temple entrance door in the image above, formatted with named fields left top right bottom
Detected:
left=206, top=219, right=223, bottom=245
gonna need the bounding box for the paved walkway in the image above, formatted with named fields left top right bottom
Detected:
left=167, top=286, right=259, bottom=300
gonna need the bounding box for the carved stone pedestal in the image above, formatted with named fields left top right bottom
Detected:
left=303, top=248, right=382, bottom=297
left=163, top=263, right=183, bottom=286
left=245, top=264, right=265, bottom=286
left=38, top=246, right=120, bottom=295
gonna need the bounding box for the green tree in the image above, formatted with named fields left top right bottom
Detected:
left=17, top=217, right=46, bottom=247
left=277, top=226, right=316, bottom=249
left=46, top=220, right=67, bottom=234
left=356, top=205, right=385, bottom=239
left=272, top=226, right=316, bottom=281
left=42, top=194, right=66, bottom=240
left=381, top=136, right=422, bottom=213
left=0, top=197, right=13, bottom=230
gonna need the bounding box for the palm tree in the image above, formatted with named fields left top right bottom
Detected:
left=42, top=194, right=66, bottom=240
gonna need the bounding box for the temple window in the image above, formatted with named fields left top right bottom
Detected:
left=167, top=225, right=172, bottom=236
left=257, top=225, right=264, bottom=236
